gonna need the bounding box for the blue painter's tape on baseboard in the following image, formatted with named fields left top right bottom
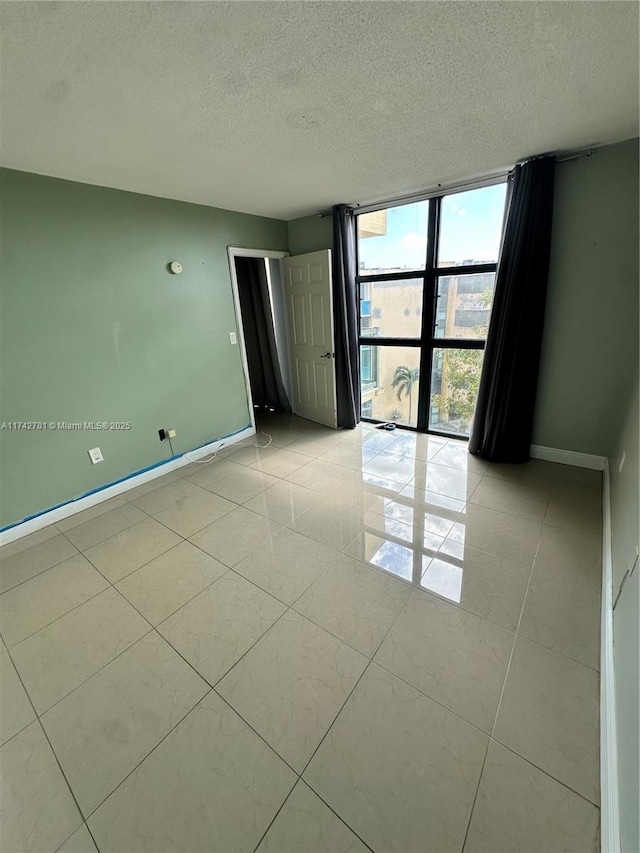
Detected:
left=0, top=424, right=252, bottom=533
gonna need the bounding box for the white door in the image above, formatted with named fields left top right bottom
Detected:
left=283, top=250, right=337, bottom=428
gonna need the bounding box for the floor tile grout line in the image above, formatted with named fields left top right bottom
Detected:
left=10, top=556, right=262, bottom=836
left=359, top=502, right=543, bottom=575
left=101, top=538, right=198, bottom=588
left=57, top=509, right=149, bottom=552
left=2, top=642, right=102, bottom=852
left=464, top=469, right=602, bottom=529
left=53, top=821, right=98, bottom=853
left=251, top=776, right=376, bottom=853
left=210, top=687, right=303, bottom=779
left=78, top=687, right=217, bottom=827
left=14, top=516, right=220, bottom=720
left=293, top=665, right=416, bottom=852
left=370, top=566, right=511, bottom=730
left=58, top=518, right=146, bottom=556
left=0, top=545, right=82, bottom=595
left=53, top=495, right=133, bottom=530
left=485, top=736, right=601, bottom=809
left=356, top=657, right=501, bottom=742
left=8, top=550, right=313, bottom=737
left=511, top=531, right=603, bottom=674
left=0, top=712, right=34, bottom=751
left=337, top=518, right=536, bottom=637
left=540, top=478, right=554, bottom=528
left=202, top=549, right=413, bottom=831
left=297, top=658, right=376, bottom=781
left=296, top=780, right=376, bottom=853
left=112, top=477, right=331, bottom=621
left=295, top=573, right=417, bottom=783
left=458, top=672, right=515, bottom=849
left=85, top=536, right=224, bottom=683
left=128, top=565, right=236, bottom=632
left=249, top=774, right=300, bottom=853
left=286, top=603, right=376, bottom=661
left=401, top=572, right=524, bottom=636
left=42, top=715, right=103, bottom=853
left=14, top=624, right=156, bottom=728
left=236, top=520, right=415, bottom=633
left=296, top=780, right=377, bottom=853
left=209, top=599, right=296, bottom=692
left=511, top=633, right=601, bottom=674
left=19, top=476, right=341, bottom=609
left=56, top=529, right=231, bottom=699
left=131, top=494, right=282, bottom=548
left=460, top=522, right=545, bottom=852
left=2, top=582, right=121, bottom=655
left=132, top=498, right=242, bottom=540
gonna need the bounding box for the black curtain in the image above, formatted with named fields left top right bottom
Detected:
left=332, top=205, right=360, bottom=428
left=235, top=257, right=290, bottom=413
left=469, top=156, right=556, bottom=462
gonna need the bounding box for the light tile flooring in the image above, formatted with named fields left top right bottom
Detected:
left=0, top=414, right=602, bottom=853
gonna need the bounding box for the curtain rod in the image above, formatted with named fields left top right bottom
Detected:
left=315, top=147, right=598, bottom=218
left=555, top=147, right=598, bottom=163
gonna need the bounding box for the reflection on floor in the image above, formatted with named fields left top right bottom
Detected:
left=0, top=413, right=602, bottom=852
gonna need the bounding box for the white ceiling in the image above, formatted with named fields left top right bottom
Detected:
left=1, top=1, right=638, bottom=220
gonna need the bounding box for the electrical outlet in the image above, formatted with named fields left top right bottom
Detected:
left=158, top=429, right=166, bottom=441
left=619, top=450, right=626, bottom=473
left=167, top=429, right=176, bottom=439
left=88, top=447, right=103, bottom=464
left=229, top=332, right=237, bottom=345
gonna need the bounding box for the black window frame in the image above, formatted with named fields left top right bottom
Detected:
left=355, top=183, right=505, bottom=438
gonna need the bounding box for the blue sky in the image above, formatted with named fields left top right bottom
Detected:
left=358, top=183, right=508, bottom=271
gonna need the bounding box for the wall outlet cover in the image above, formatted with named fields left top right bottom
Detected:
left=167, top=429, right=177, bottom=439
left=88, top=447, right=104, bottom=464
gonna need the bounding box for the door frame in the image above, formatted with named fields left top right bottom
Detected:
left=227, top=247, right=290, bottom=429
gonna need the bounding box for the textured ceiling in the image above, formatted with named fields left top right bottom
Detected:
left=1, top=1, right=638, bottom=220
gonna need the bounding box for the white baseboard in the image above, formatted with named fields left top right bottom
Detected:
left=530, top=444, right=607, bottom=471
left=0, top=426, right=255, bottom=547
left=600, top=459, right=621, bottom=853
left=533, top=445, right=619, bottom=849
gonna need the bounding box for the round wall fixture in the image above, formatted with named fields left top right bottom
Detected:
left=169, top=261, right=182, bottom=274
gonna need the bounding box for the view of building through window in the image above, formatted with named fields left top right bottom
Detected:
left=356, top=183, right=507, bottom=435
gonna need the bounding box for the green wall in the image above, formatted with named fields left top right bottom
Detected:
left=287, top=214, right=333, bottom=255
left=610, top=380, right=639, bottom=853
left=533, top=138, right=639, bottom=456
left=0, top=169, right=288, bottom=528
left=610, top=381, right=639, bottom=592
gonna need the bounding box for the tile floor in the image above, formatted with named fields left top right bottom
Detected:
left=0, top=414, right=602, bottom=852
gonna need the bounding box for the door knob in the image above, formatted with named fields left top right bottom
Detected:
left=320, top=352, right=332, bottom=358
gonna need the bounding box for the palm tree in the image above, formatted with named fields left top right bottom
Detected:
left=391, top=365, right=420, bottom=423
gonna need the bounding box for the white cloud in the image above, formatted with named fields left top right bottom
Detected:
left=401, top=232, right=427, bottom=249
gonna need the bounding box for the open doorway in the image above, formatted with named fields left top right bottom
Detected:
left=228, top=248, right=292, bottom=425
left=229, top=246, right=337, bottom=432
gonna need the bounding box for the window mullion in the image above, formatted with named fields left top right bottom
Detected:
left=416, top=197, right=440, bottom=431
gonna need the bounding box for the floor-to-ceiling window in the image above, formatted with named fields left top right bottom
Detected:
left=356, top=182, right=507, bottom=437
